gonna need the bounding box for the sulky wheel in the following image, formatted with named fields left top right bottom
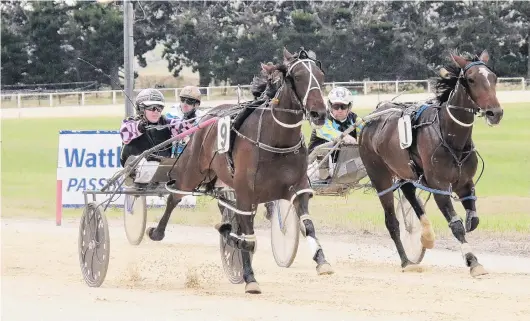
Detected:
left=78, top=202, right=110, bottom=287
left=218, top=190, right=253, bottom=284
left=270, top=199, right=300, bottom=268
left=395, top=191, right=426, bottom=264
left=123, top=195, right=147, bottom=246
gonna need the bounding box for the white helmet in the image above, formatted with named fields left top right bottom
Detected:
left=327, top=87, right=352, bottom=107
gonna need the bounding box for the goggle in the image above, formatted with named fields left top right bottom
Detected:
left=331, top=104, right=349, bottom=111
left=144, top=105, right=164, bottom=112
left=181, top=97, right=200, bottom=105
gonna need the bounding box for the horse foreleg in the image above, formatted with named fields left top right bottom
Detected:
left=216, top=194, right=260, bottom=294
left=146, top=193, right=181, bottom=241
left=400, top=183, right=435, bottom=249
left=455, top=182, right=479, bottom=232
left=294, top=192, right=333, bottom=275
left=432, top=193, right=487, bottom=277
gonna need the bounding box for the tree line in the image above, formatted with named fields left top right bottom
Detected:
left=1, top=0, right=528, bottom=90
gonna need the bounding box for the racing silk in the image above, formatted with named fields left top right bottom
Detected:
left=119, top=115, right=193, bottom=144
left=315, top=113, right=357, bottom=141
left=308, top=112, right=357, bottom=154
left=119, top=115, right=194, bottom=167
left=166, top=104, right=206, bottom=156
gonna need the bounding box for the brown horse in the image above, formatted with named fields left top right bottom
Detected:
left=145, top=47, right=334, bottom=294
left=358, top=50, right=503, bottom=276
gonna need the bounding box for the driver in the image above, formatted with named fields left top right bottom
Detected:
left=166, top=85, right=205, bottom=156
left=119, top=88, right=194, bottom=186
left=307, top=86, right=358, bottom=180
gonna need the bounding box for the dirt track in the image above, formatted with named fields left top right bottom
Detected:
left=2, top=217, right=530, bottom=321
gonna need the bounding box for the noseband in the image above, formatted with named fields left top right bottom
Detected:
left=270, top=58, right=324, bottom=129
left=445, top=61, right=492, bottom=128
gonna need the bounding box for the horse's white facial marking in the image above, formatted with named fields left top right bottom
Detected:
left=478, top=67, right=491, bottom=87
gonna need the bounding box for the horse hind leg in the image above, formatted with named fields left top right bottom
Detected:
left=399, top=183, right=435, bottom=249
left=216, top=195, right=261, bottom=294
left=361, top=153, right=411, bottom=268
left=294, top=192, right=333, bottom=275
left=146, top=193, right=182, bottom=241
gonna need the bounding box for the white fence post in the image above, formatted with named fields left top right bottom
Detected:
left=81, top=92, right=85, bottom=106
left=112, top=91, right=117, bottom=104
left=17, top=94, right=21, bottom=108
left=49, top=93, right=53, bottom=107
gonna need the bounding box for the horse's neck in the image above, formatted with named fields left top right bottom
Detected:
left=265, top=86, right=303, bottom=147
left=439, top=82, right=474, bottom=151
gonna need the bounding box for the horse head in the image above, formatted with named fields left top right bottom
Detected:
left=440, top=50, right=503, bottom=126
left=260, top=47, right=327, bottom=127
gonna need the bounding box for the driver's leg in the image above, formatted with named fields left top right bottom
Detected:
left=317, top=154, right=330, bottom=180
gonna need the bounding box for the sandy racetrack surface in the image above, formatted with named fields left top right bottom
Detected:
left=2, top=217, right=530, bottom=321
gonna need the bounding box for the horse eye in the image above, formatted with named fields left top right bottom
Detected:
left=468, top=78, right=475, bottom=84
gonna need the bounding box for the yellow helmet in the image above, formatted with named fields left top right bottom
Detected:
left=179, top=85, right=201, bottom=102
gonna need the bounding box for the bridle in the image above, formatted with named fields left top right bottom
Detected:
left=445, top=61, right=492, bottom=128
left=270, top=54, right=325, bottom=129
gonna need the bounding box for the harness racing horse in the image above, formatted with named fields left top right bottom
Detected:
left=358, top=50, right=503, bottom=276
left=145, top=47, right=333, bottom=294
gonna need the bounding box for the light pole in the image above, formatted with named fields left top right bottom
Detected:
left=123, top=0, right=135, bottom=117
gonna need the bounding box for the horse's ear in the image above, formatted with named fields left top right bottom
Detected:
left=479, top=50, right=490, bottom=63
left=283, top=47, right=294, bottom=61
left=261, top=62, right=276, bottom=74
left=450, top=53, right=467, bottom=69
left=439, top=67, right=452, bottom=79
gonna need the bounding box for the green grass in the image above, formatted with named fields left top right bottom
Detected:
left=1, top=103, right=529, bottom=236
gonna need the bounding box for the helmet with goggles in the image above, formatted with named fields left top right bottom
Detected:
left=135, top=88, right=165, bottom=115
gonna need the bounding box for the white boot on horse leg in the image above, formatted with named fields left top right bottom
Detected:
left=300, top=215, right=333, bottom=275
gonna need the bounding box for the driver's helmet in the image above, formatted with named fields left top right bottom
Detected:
left=179, top=85, right=202, bottom=104
left=327, top=87, right=352, bottom=109
left=134, top=88, right=165, bottom=115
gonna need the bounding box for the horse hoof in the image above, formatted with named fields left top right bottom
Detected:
left=317, top=263, right=334, bottom=275
left=146, top=227, right=164, bottom=241
left=245, top=282, right=261, bottom=294
left=215, top=223, right=231, bottom=235
left=402, top=264, right=427, bottom=273
left=470, top=264, right=488, bottom=278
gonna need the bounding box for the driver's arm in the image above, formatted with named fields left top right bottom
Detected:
left=167, top=117, right=195, bottom=137
left=315, top=119, right=341, bottom=142
left=120, top=117, right=144, bottom=145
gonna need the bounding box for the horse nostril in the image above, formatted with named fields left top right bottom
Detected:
left=309, top=111, right=320, bottom=119
left=485, top=110, right=495, bottom=117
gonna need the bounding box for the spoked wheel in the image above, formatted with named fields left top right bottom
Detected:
left=218, top=191, right=253, bottom=284
left=395, top=190, right=426, bottom=264
left=123, top=194, right=147, bottom=245
left=270, top=199, right=300, bottom=268
left=78, top=202, right=110, bottom=287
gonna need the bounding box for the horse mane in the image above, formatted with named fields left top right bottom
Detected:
left=249, top=48, right=318, bottom=100
left=434, top=51, right=495, bottom=103
left=249, top=64, right=286, bottom=99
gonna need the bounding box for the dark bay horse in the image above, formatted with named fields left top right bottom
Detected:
left=145, top=48, right=334, bottom=294
left=358, top=50, right=503, bottom=276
